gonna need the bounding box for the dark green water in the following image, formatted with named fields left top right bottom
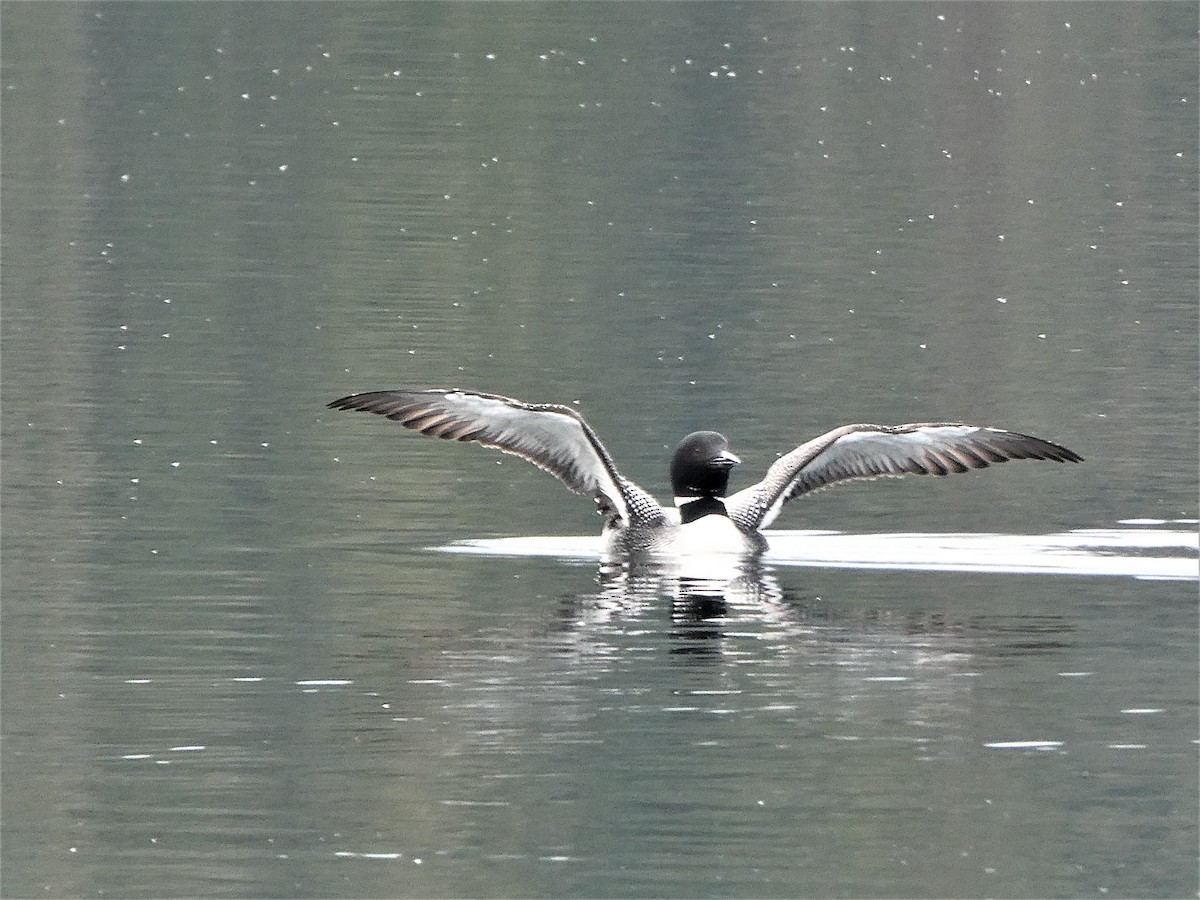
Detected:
left=3, top=3, right=1196, bottom=897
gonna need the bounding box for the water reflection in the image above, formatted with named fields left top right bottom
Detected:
left=4, top=0, right=1195, bottom=893
left=544, top=554, right=1081, bottom=682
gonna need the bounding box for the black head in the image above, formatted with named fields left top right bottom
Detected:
left=669, top=431, right=741, bottom=499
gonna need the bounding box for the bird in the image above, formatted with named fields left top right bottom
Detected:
left=326, top=388, right=1082, bottom=557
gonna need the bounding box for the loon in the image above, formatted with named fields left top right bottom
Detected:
left=327, top=389, right=1082, bottom=556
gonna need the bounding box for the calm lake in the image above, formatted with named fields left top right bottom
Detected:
left=3, top=4, right=1197, bottom=898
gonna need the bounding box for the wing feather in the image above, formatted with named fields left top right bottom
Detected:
left=327, top=389, right=664, bottom=527
left=726, top=423, right=1082, bottom=531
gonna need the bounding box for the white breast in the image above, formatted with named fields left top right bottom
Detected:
left=674, top=514, right=753, bottom=555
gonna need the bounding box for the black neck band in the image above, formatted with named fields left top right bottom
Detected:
left=678, top=497, right=728, bottom=524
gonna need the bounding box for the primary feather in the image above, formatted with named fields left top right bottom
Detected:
left=725, top=423, right=1082, bottom=531
left=327, top=389, right=665, bottom=527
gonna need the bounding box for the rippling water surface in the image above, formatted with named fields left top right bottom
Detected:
left=449, top=522, right=1199, bottom=581
left=3, top=4, right=1196, bottom=898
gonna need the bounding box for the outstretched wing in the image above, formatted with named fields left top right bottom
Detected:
left=725, top=423, right=1082, bottom=531
left=326, top=389, right=665, bottom=527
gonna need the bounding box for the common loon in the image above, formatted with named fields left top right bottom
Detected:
left=327, top=389, right=1082, bottom=555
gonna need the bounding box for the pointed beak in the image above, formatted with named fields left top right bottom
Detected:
left=713, top=449, right=741, bottom=469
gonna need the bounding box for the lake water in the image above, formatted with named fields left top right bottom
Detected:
left=2, top=4, right=1197, bottom=898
